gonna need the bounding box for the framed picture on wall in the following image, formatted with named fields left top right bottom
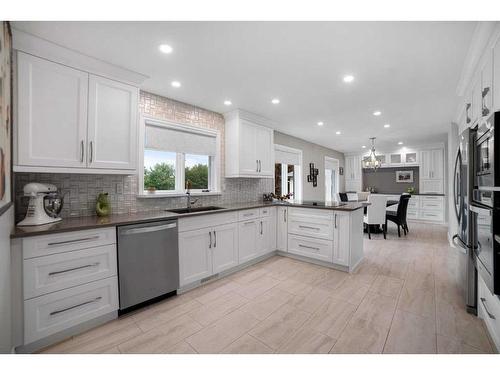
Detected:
left=396, top=170, right=413, bottom=183
left=0, top=21, right=12, bottom=217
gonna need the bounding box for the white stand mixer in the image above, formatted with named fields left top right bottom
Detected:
left=17, top=183, right=63, bottom=226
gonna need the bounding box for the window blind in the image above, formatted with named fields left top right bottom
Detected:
left=145, top=124, right=217, bottom=156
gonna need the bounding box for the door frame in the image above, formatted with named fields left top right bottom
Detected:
left=324, top=156, right=340, bottom=202
left=274, top=144, right=303, bottom=200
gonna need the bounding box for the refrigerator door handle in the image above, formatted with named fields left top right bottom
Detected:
left=452, top=234, right=468, bottom=254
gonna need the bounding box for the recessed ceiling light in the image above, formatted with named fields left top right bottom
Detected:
left=158, top=44, right=173, bottom=54
left=384, top=124, right=391, bottom=128
left=343, top=75, right=354, bottom=83
left=398, top=141, right=403, bottom=145
left=317, top=121, right=324, bottom=126
left=271, top=98, right=280, bottom=104
left=336, top=131, right=341, bottom=135
left=171, top=81, right=181, bottom=88
left=224, top=100, right=232, bottom=106
left=362, top=145, right=366, bottom=149
left=373, top=111, right=381, bottom=116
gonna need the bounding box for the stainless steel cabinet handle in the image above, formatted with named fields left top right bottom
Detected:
left=80, top=140, right=84, bottom=162
left=258, top=160, right=261, bottom=172
left=298, top=244, right=320, bottom=251
left=480, top=298, right=496, bottom=319
left=49, top=262, right=100, bottom=277
left=243, top=221, right=255, bottom=225
left=299, top=225, right=320, bottom=230
left=121, top=223, right=177, bottom=235
left=243, top=213, right=254, bottom=217
left=256, top=160, right=259, bottom=172
left=89, top=141, right=94, bottom=163
left=209, top=231, right=212, bottom=249
left=50, top=296, right=102, bottom=316
left=260, top=221, right=263, bottom=235
left=334, top=214, right=337, bottom=229
left=284, top=209, right=286, bottom=223
left=48, top=236, right=100, bottom=246
left=213, top=230, right=217, bottom=248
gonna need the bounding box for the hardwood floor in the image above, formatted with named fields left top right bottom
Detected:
left=40, top=222, right=495, bottom=354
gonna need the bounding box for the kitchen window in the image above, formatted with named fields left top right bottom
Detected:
left=139, top=118, right=220, bottom=196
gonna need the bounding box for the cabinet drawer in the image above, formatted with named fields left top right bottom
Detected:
left=238, top=209, right=260, bottom=221
left=23, top=244, right=117, bottom=299
left=24, top=276, right=118, bottom=344
left=259, top=207, right=272, bottom=217
left=407, top=209, right=419, bottom=219
left=478, top=275, right=500, bottom=351
left=288, top=234, right=333, bottom=263
left=22, top=228, right=116, bottom=259
left=178, top=211, right=237, bottom=232
left=419, top=210, right=443, bottom=222
left=420, top=201, right=443, bottom=210
left=288, top=216, right=333, bottom=240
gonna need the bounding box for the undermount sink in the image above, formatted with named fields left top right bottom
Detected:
left=165, top=206, right=225, bottom=214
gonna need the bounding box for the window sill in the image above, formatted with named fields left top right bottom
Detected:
left=137, top=191, right=222, bottom=199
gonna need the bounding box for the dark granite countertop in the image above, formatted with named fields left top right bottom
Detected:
left=11, top=200, right=367, bottom=239
left=371, top=192, right=445, bottom=196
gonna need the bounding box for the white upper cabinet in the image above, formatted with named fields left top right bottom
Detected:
left=494, top=37, right=500, bottom=112
left=224, top=110, right=274, bottom=178
left=15, top=52, right=139, bottom=174
left=87, top=75, right=138, bottom=170
left=16, top=52, right=89, bottom=168
left=420, top=148, right=444, bottom=194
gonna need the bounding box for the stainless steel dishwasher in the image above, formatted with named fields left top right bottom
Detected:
left=117, top=220, right=179, bottom=311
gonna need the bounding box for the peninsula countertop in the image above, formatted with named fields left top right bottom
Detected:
left=11, top=200, right=367, bottom=239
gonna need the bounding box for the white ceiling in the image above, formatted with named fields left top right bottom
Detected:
left=12, top=21, right=476, bottom=153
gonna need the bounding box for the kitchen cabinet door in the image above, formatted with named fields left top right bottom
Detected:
left=238, top=220, right=259, bottom=263
left=276, top=207, right=288, bottom=251
left=471, top=73, right=482, bottom=125
left=87, top=75, right=138, bottom=170
left=420, top=150, right=432, bottom=179
left=255, top=125, right=274, bottom=176
left=238, top=119, right=258, bottom=176
left=494, top=37, right=500, bottom=112
left=333, top=212, right=350, bottom=266
left=481, top=50, right=493, bottom=117
left=16, top=52, right=89, bottom=168
left=404, top=152, right=418, bottom=165
left=352, top=155, right=362, bottom=180
left=212, top=223, right=238, bottom=274
left=431, top=149, right=444, bottom=180
left=179, top=228, right=213, bottom=286
left=257, top=216, right=273, bottom=255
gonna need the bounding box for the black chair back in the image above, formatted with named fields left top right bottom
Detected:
left=396, top=194, right=411, bottom=221
left=339, top=193, right=348, bottom=202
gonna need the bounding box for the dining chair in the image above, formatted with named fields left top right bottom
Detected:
left=385, top=194, right=411, bottom=237
left=357, top=191, right=370, bottom=201
left=338, top=193, right=349, bottom=202
left=363, top=195, right=387, bottom=239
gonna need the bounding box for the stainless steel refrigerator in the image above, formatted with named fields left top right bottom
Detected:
left=452, top=127, right=477, bottom=314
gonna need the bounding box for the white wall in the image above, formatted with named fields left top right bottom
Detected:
left=274, top=131, right=345, bottom=201
left=447, top=123, right=459, bottom=241
left=0, top=206, right=13, bottom=353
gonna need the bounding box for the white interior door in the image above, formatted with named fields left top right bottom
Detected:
left=17, top=52, right=88, bottom=168
left=87, top=75, right=138, bottom=170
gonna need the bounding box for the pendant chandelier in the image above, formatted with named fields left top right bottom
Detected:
left=366, top=137, right=381, bottom=170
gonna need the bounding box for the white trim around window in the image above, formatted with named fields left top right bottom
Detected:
left=274, top=144, right=303, bottom=201
left=137, top=116, right=222, bottom=198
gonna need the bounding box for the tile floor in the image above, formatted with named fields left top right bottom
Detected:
left=40, top=222, right=496, bottom=354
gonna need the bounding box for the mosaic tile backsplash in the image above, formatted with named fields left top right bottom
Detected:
left=14, top=91, right=274, bottom=222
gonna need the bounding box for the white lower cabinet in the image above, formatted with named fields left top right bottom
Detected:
left=24, top=277, right=118, bottom=344
left=478, top=274, right=500, bottom=351
left=276, top=207, right=288, bottom=251
left=288, top=234, right=333, bottom=262
left=333, top=212, right=350, bottom=266
left=179, top=228, right=214, bottom=286
left=238, top=219, right=259, bottom=263
left=212, top=223, right=239, bottom=274
left=179, top=223, right=238, bottom=287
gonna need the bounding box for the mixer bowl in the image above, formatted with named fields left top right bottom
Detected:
left=43, top=193, right=64, bottom=218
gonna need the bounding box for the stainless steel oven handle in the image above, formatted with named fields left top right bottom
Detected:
left=476, top=186, right=500, bottom=192
left=494, top=234, right=500, bottom=244
left=470, top=205, right=491, bottom=215
left=121, top=223, right=177, bottom=235
left=451, top=234, right=468, bottom=254
left=480, top=298, right=496, bottom=320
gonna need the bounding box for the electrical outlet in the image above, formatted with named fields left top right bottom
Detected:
left=116, top=183, right=123, bottom=194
